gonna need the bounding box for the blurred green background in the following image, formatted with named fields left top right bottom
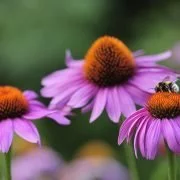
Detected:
left=0, top=0, right=180, bottom=179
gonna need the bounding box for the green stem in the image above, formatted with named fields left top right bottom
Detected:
left=124, top=143, right=139, bottom=180
left=4, top=148, right=12, bottom=180
left=166, top=147, right=176, bottom=180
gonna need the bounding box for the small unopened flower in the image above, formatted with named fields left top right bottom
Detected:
left=0, top=86, right=69, bottom=153
left=41, top=36, right=176, bottom=123
left=118, top=91, right=180, bottom=160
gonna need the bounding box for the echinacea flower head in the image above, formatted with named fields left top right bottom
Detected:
left=0, top=86, right=66, bottom=153
left=41, top=36, right=176, bottom=123
left=118, top=91, right=180, bottom=160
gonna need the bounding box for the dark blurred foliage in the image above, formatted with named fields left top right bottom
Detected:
left=0, top=0, right=180, bottom=179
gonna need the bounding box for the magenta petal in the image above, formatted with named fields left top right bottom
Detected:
left=106, top=87, right=121, bottom=123
left=23, top=90, right=38, bottom=100
left=134, top=117, right=148, bottom=158
left=170, top=120, right=180, bottom=145
left=41, top=74, right=83, bottom=98
left=65, top=50, right=84, bottom=68
left=81, top=100, right=94, bottom=113
left=118, top=108, right=147, bottom=144
left=135, top=50, right=172, bottom=63
left=48, top=112, right=71, bottom=125
left=68, top=84, right=97, bottom=108
left=138, top=118, right=150, bottom=158
left=90, top=88, right=108, bottom=123
left=118, top=87, right=136, bottom=117
left=0, top=119, right=13, bottom=153
left=124, top=84, right=151, bottom=106
left=162, top=119, right=180, bottom=153
left=23, top=105, right=51, bottom=120
left=28, top=100, right=45, bottom=107
left=14, top=119, right=40, bottom=144
left=49, top=81, right=85, bottom=106
left=145, top=119, right=161, bottom=160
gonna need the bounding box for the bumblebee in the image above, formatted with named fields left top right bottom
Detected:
left=155, top=77, right=179, bottom=93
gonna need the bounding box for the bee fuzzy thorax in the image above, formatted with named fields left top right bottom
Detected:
left=83, top=36, right=135, bottom=87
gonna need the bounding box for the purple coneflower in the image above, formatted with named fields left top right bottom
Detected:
left=12, top=147, right=64, bottom=180
left=0, top=86, right=69, bottom=153
left=118, top=92, right=180, bottom=160
left=41, top=36, right=176, bottom=123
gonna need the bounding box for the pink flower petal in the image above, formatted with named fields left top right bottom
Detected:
left=67, top=83, right=97, bottom=108
left=124, top=84, right=151, bottom=106
left=0, top=119, right=13, bottom=153
left=23, top=105, right=51, bottom=120
left=23, top=90, right=38, bottom=100
left=118, top=87, right=136, bottom=117
left=118, top=108, right=147, bottom=144
left=48, top=112, right=71, bottom=125
left=90, top=88, right=108, bottom=123
left=162, top=119, right=180, bottom=153
left=138, top=118, right=150, bottom=158
left=14, top=119, right=40, bottom=144
left=145, top=119, right=161, bottom=159
left=65, top=50, right=84, bottom=68
left=106, top=87, right=121, bottom=123
left=134, top=117, right=148, bottom=158
left=49, top=81, right=85, bottom=106
left=135, top=50, right=172, bottom=63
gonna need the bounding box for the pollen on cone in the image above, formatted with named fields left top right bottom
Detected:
left=0, top=86, right=28, bottom=120
left=83, top=36, right=135, bottom=87
left=147, top=92, right=180, bottom=119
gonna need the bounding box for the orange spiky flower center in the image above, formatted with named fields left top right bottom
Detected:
left=83, top=36, right=135, bottom=87
left=0, top=86, right=28, bottom=120
left=147, top=92, right=180, bottom=119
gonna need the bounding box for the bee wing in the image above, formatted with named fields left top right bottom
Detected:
left=162, top=76, right=171, bottom=82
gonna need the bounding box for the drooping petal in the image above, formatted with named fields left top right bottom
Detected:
left=135, top=51, right=172, bottom=64
left=90, top=88, right=108, bottom=123
left=170, top=120, right=180, bottom=145
left=118, top=108, right=147, bottom=144
left=49, top=81, right=86, bottom=106
left=23, top=105, right=52, bottom=120
left=162, top=119, right=180, bottom=153
left=138, top=118, right=150, bottom=158
left=23, top=90, right=38, bottom=100
left=134, top=117, right=148, bottom=158
left=67, top=83, right=98, bottom=108
left=118, top=87, right=136, bottom=117
left=47, top=112, right=71, bottom=125
left=0, top=119, right=13, bottom=153
left=81, top=100, right=94, bottom=113
left=145, top=119, right=161, bottom=159
left=41, top=74, right=83, bottom=98
left=14, top=119, right=40, bottom=144
left=65, top=50, right=84, bottom=68
left=28, top=100, right=45, bottom=107
left=124, top=83, right=151, bottom=106
left=106, top=87, right=121, bottom=123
